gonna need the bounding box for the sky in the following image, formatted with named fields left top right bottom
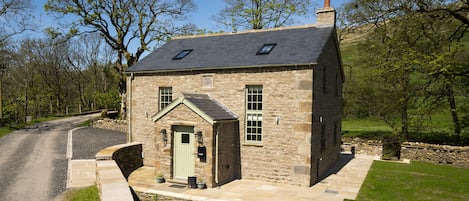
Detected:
left=23, top=0, right=350, bottom=57
left=29, top=0, right=350, bottom=36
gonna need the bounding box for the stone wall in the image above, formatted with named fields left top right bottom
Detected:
left=112, top=143, right=144, bottom=179
left=341, top=138, right=469, bottom=168
left=401, top=142, right=469, bottom=168
left=128, top=66, right=325, bottom=187
left=96, top=160, right=134, bottom=201
left=152, top=104, right=215, bottom=187
left=341, top=138, right=383, bottom=156
left=95, top=143, right=143, bottom=179
left=92, top=118, right=128, bottom=133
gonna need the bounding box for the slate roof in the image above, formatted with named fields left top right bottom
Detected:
left=126, top=25, right=334, bottom=73
left=183, top=94, right=238, bottom=121
left=152, top=93, right=238, bottom=124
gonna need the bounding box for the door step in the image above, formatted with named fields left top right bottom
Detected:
left=167, top=178, right=188, bottom=186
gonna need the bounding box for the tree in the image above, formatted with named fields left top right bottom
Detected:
left=0, top=0, right=34, bottom=43
left=45, top=0, right=196, bottom=119
left=340, top=0, right=468, bottom=138
left=214, top=0, right=313, bottom=31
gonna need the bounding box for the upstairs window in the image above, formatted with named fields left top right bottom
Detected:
left=256, top=43, right=276, bottom=55
left=245, top=85, right=263, bottom=142
left=173, top=49, right=192, bottom=60
left=159, top=87, right=172, bottom=110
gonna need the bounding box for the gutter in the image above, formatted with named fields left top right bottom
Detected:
left=124, top=63, right=317, bottom=75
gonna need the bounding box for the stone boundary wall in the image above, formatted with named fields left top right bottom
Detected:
left=341, top=138, right=383, bottom=156
left=341, top=138, right=469, bottom=168
left=96, top=143, right=143, bottom=179
left=92, top=118, right=128, bottom=133
left=96, top=160, right=134, bottom=201
left=401, top=142, right=469, bottom=168
left=113, top=143, right=144, bottom=179
left=95, top=143, right=143, bottom=201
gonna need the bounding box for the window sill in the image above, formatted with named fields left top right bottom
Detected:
left=242, top=142, right=264, bottom=147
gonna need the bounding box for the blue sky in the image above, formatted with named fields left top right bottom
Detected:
left=25, top=0, right=350, bottom=57
left=30, top=0, right=350, bottom=37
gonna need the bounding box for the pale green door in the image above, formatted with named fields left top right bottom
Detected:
left=173, top=126, right=195, bottom=180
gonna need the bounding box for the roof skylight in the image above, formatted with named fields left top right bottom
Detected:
left=256, top=43, right=276, bottom=55
left=173, top=49, right=193, bottom=60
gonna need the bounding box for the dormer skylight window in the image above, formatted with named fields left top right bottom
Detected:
left=173, top=49, right=192, bottom=60
left=256, top=43, right=276, bottom=55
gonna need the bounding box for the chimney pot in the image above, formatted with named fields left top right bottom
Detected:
left=324, top=0, right=330, bottom=8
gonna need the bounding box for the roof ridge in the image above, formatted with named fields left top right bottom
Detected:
left=172, top=24, right=317, bottom=40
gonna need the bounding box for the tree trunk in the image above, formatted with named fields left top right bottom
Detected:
left=400, top=75, right=410, bottom=140
left=400, top=98, right=409, bottom=140
left=447, top=82, right=461, bottom=135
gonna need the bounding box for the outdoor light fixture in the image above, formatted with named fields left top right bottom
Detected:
left=196, top=131, right=203, bottom=145
left=160, top=129, right=167, bottom=144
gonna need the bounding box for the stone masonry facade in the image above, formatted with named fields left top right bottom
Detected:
left=127, top=30, right=343, bottom=187
left=128, top=62, right=341, bottom=187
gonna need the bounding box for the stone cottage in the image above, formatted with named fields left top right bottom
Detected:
left=125, top=1, right=343, bottom=188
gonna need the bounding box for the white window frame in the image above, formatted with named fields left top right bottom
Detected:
left=159, top=87, right=172, bottom=110
left=245, top=85, right=263, bottom=142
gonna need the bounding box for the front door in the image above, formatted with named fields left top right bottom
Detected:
left=173, top=126, right=195, bottom=180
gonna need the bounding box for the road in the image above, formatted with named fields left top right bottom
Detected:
left=0, top=114, right=98, bottom=201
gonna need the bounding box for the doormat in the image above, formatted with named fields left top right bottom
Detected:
left=168, top=184, right=187, bottom=189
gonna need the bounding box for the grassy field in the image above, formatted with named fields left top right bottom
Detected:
left=355, top=161, right=469, bottom=201
left=342, top=116, right=469, bottom=145
left=342, top=118, right=393, bottom=140
left=58, top=185, right=100, bottom=201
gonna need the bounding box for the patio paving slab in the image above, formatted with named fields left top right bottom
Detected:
left=128, top=154, right=379, bottom=201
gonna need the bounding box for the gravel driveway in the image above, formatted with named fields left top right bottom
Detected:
left=72, top=127, right=126, bottom=159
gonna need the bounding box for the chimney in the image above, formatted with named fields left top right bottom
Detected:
left=316, top=0, right=336, bottom=27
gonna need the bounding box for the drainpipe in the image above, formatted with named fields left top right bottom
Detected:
left=128, top=73, right=134, bottom=143
left=215, top=122, right=223, bottom=186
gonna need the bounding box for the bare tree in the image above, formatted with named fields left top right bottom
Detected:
left=0, top=0, right=34, bottom=43
left=45, top=0, right=196, bottom=119
left=214, top=0, right=313, bottom=31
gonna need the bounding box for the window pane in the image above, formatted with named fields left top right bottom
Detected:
left=246, top=85, right=263, bottom=142
left=182, top=134, right=190, bottom=144
left=159, top=87, right=172, bottom=110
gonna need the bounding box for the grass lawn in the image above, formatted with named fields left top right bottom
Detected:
left=342, top=118, right=393, bottom=140
left=355, top=161, right=469, bottom=201
left=58, top=185, right=100, bottom=201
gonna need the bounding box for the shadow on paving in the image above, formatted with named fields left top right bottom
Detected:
left=72, top=127, right=126, bottom=159
left=320, top=153, right=354, bottom=181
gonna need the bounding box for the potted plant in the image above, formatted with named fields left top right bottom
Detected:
left=197, top=181, right=206, bottom=189
left=155, top=173, right=165, bottom=183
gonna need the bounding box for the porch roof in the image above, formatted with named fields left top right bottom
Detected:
left=152, top=94, right=238, bottom=124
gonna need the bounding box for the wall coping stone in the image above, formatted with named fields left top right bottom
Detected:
left=96, top=160, right=133, bottom=201
left=95, top=142, right=141, bottom=160
left=95, top=143, right=143, bottom=201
